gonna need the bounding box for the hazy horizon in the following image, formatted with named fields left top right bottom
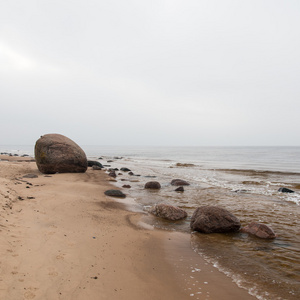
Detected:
left=1, top=1, right=299, bottom=147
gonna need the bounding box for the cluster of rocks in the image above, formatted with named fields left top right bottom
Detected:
left=33, top=133, right=278, bottom=240
left=147, top=203, right=276, bottom=239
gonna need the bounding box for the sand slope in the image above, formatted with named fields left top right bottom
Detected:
left=0, top=157, right=255, bottom=300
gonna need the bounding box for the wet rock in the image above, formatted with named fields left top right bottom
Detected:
left=120, top=167, right=131, bottom=172
left=278, top=187, right=294, bottom=193
left=108, top=170, right=117, bottom=178
left=190, top=206, right=241, bottom=233
left=104, top=189, right=126, bottom=198
left=171, top=179, right=190, bottom=186
left=175, top=186, right=184, bottom=192
left=144, top=181, right=161, bottom=189
left=122, top=185, right=131, bottom=188
left=128, top=171, right=134, bottom=176
left=149, top=204, right=187, bottom=221
left=23, top=174, right=38, bottom=179
left=88, top=160, right=103, bottom=168
left=240, top=222, right=276, bottom=239
left=35, top=134, right=87, bottom=174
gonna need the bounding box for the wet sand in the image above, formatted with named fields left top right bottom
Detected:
left=0, top=155, right=255, bottom=300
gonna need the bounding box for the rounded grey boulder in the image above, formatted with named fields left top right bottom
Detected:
left=35, top=134, right=87, bottom=174
left=190, top=206, right=241, bottom=233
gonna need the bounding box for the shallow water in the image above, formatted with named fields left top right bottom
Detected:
left=2, top=145, right=300, bottom=299
left=84, top=146, right=300, bottom=300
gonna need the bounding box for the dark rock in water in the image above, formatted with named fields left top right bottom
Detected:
left=128, top=171, right=134, bottom=176
left=107, top=160, right=114, bottom=163
left=120, top=167, right=131, bottom=172
left=35, top=134, right=87, bottom=174
left=175, top=186, right=184, bottom=192
left=21, top=154, right=29, bottom=157
left=108, top=170, right=117, bottom=178
left=190, top=206, right=241, bottom=233
left=149, top=204, right=187, bottom=221
left=23, top=174, right=38, bottom=179
left=278, top=187, right=294, bottom=193
left=122, top=184, right=131, bottom=188
left=104, top=189, right=126, bottom=198
left=144, top=181, right=161, bottom=189
left=240, top=222, right=276, bottom=239
left=171, top=179, right=190, bottom=186
left=92, top=165, right=102, bottom=170
left=88, top=160, right=103, bottom=168
left=114, top=168, right=119, bottom=171
left=144, top=175, right=156, bottom=178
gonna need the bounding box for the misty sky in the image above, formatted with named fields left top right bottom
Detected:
left=1, top=0, right=299, bottom=146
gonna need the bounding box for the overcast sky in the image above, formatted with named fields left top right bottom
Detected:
left=1, top=0, right=299, bottom=146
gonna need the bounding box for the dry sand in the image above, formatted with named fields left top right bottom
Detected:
left=0, top=155, right=255, bottom=300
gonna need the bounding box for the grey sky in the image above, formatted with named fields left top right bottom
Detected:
left=1, top=0, right=299, bottom=146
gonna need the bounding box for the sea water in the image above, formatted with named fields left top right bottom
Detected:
left=1, top=145, right=300, bottom=299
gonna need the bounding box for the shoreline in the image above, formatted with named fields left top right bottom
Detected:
left=0, top=155, right=255, bottom=299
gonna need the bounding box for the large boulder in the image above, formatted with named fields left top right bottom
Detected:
left=150, top=204, right=187, bottom=221
left=240, top=222, right=276, bottom=239
left=171, top=179, right=190, bottom=186
left=190, top=206, right=241, bottom=233
left=144, top=181, right=161, bottom=189
left=35, top=134, right=87, bottom=174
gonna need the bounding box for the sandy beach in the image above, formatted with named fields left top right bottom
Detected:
left=0, top=155, right=255, bottom=300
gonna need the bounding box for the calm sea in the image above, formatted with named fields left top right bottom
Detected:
left=1, top=145, right=300, bottom=299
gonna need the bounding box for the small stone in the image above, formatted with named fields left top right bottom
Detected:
left=175, top=187, right=184, bottom=192
left=144, top=181, right=161, bottom=189
left=104, top=189, right=126, bottom=198
left=171, top=179, right=190, bottom=186
left=278, top=187, right=294, bottom=193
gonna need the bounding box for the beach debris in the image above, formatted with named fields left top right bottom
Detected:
left=190, top=206, right=241, bottom=233
left=149, top=204, right=187, bottom=221
left=240, top=222, right=276, bottom=239
left=107, top=178, right=117, bottom=182
left=23, top=174, right=38, bottom=178
left=122, top=185, right=131, bottom=188
left=88, top=160, right=103, bottom=168
left=175, top=163, right=195, bottom=167
left=175, top=187, right=184, bottom=192
left=35, top=133, right=88, bottom=174
left=120, top=167, right=131, bottom=172
left=104, top=189, right=126, bottom=198
left=144, top=181, right=161, bottom=189
left=171, top=179, right=190, bottom=186
left=278, top=187, right=294, bottom=193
